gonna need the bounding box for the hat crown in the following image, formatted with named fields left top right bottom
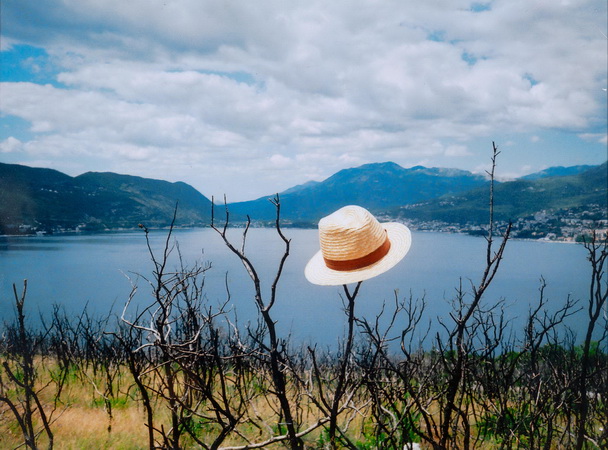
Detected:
left=318, top=205, right=387, bottom=262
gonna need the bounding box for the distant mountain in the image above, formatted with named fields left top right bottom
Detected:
left=520, top=165, right=594, bottom=180
left=0, top=163, right=212, bottom=234
left=2, top=160, right=604, bottom=235
left=397, top=162, right=607, bottom=224
left=227, top=162, right=489, bottom=223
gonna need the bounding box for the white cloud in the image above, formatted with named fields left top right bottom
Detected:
left=0, top=0, right=606, bottom=200
left=0, top=136, right=22, bottom=153
left=269, top=154, right=292, bottom=168
left=579, top=133, right=608, bottom=145
left=445, top=145, right=471, bottom=157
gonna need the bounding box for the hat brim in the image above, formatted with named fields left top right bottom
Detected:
left=304, top=223, right=412, bottom=286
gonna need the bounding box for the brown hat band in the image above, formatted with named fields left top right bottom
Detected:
left=323, top=236, right=391, bottom=272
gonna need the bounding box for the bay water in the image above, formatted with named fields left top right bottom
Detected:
left=0, top=228, right=594, bottom=347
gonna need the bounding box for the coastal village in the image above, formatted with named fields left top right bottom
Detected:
left=397, top=204, right=608, bottom=243
left=9, top=203, right=608, bottom=243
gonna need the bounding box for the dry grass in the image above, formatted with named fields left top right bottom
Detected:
left=1, top=399, right=148, bottom=449
left=0, top=359, right=150, bottom=449
left=43, top=407, right=149, bottom=449
left=1, top=356, right=600, bottom=448
left=0, top=360, right=355, bottom=449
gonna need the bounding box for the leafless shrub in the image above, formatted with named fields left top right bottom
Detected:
left=0, top=281, right=56, bottom=449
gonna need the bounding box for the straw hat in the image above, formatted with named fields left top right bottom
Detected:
left=305, top=205, right=412, bottom=286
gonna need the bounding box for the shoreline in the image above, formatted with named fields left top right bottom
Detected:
left=0, top=225, right=587, bottom=245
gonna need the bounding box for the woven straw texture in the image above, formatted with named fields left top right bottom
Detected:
left=305, top=205, right=412, bottom=286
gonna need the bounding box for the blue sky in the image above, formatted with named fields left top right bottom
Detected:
left=1, top=0, right=606, bottom=201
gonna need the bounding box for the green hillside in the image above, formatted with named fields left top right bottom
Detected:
left=0, top=163, right=212, bottom=234
left=397, top=163, right=607, bottom=224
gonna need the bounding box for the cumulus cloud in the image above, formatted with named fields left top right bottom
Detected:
left=579, top=133, right=608, bottom=145
left=0, top=0, right=606, bottom=200
left=0, top=136, right=22, bottom=153
left=269, top=154, right=293, bottom=169
left=445, top=145, right=471, bottom=157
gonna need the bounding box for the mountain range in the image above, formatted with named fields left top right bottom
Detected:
left=227, top=162, right=489, bottom=222
left=0, top=160, right=605, bottom=235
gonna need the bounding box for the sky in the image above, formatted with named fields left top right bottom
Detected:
left=1, top=1, right=607, bottom=202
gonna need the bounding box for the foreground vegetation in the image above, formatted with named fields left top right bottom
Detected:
left=1, top=147, right=607, bottom=449
left=1, top=328, right=606, bottom=449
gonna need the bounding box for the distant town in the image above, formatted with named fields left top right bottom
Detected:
left=6, top=202, right=607, bottom=244
left=393, top=204, right=608, bottom=243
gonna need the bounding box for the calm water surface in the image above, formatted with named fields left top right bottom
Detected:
left=0, top=228, right=593, bottom=346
